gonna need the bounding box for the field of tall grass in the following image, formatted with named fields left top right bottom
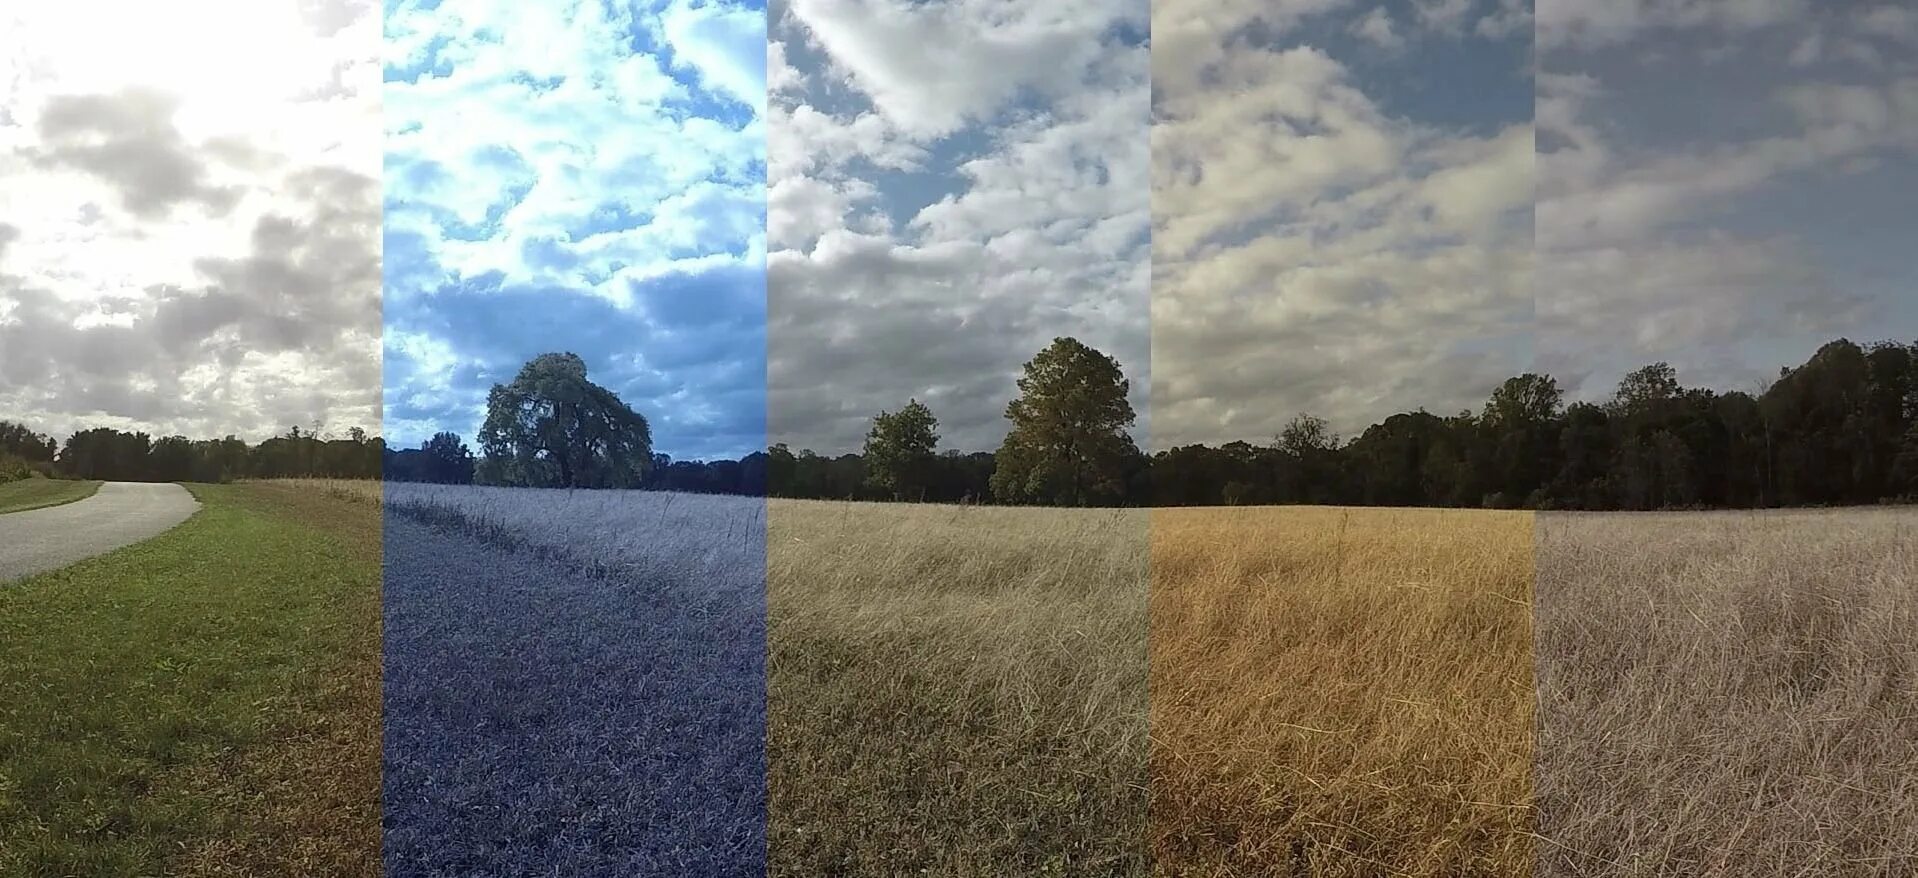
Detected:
left=1535, top=508, right=1918, bottom=876
left=767, top=500, right=1150, bottom=876
left=373, top=482, right=768, bottom=874
left=1151, top=506, right=1535, bottom=876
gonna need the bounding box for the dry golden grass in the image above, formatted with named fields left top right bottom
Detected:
left=1536, top=508, right=1918, bottom=876
left=261, top=477, right=384, bottom=507
left=768, top=499, right=1150, bottom=876
left=1150, top=506, right=1535, bottom=877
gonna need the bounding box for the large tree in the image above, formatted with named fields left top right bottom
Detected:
left=863, top=399, right=940, bottom=501
left=990, top=337, right=1139, bottom=506
left=476, top=352, right=653, bottom=488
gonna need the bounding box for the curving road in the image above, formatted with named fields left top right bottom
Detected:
left=0, top=482, right=200, bottom=582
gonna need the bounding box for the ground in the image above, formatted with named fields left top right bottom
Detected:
left=0, top=482, right=381, bottom=877
left=0, top=477, right=101, bottom=515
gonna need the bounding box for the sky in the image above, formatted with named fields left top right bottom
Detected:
left=766, top=0, right=1151, bottom=456
left=381, top=0, right=766, bottom=460
left=1537, top=0, right=1918, bottom=402
left=0, top=0, right=381, bottom=443
left=1152, top=0, right=1536, bottom=449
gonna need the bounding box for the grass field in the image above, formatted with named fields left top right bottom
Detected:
left=1150, top=506, right=1535, bottom=876
left=1536, top=508, right=1918, bottom=876
left=0, top=482, right=381, bottom=876
left=379, top=483, right=766, bottom=874
left=0, top=477, right=102, bottom=514
left=767, top=500, right=1150, bottom=876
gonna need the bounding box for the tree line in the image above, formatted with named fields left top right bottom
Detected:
left=12, top=336, right=1914, bottom=510
left=1, top=422, right=382, bottom=483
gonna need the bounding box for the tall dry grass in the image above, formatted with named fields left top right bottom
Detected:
left=1150, top=506, right=1535, bottom=876
left=768, top=499, right=1149, bottom=876
left=260, top=478, right=383, bottom=507
left=1536, top=508, right=1918, bottom=876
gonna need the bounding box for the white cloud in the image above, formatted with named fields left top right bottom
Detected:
left=0, top=0, right=380, bottom=441
left=1152, top=18, right=1534, bottom=446
left=1351, top=8, right=1404, bottom=49
left=769, top=0, right=1149, bottom=453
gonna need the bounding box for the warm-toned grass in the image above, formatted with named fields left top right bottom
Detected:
left=0, top=477, right=101, bottom=514
left=1536, top=508, right=1918, bottom=876
left=768, top=500, right=1149, bottom=876
left=1150, top=506, right=1535, bottom=877
left=0, top=482, right=380, bottom=876
left=263, top=477, right=384, bottom=507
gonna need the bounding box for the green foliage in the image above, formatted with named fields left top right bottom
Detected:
left=862, top=399, right=940, bottom=500
left=990, top=337, right=1141, bottom=506
left=477, top=352, right=653, bottom=488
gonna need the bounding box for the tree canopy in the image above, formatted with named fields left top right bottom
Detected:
left=863, top=399, right=940, bottom=501
left=476, top=352, right=654, bottom=488
left=990, top=337, right=1143, bottom=506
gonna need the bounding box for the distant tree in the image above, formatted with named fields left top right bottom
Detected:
left=477, top=352, right=652, bottom=488
left=863, top=399, right=940, bottom=501
left=421, top=431, right=476, bottom=484
left=990, top=337, right=1139, bottom=506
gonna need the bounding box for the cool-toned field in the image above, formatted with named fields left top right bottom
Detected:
left=1151, top=506, right=1535, bottom=876
left=1536, top=508, right=1918, bottom=876
left=0, top=482, right=380, bottom=876
left=379, top=484, right=766, bottom=875
left=768, top=500, right=1150, bottom=876
left=0, top=476, right=101, bottom=514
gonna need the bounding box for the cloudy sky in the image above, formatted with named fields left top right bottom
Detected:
left=1538, top=0, right=1918, bottom=401
left=767, top=0, right=1150, bottom=455
left=1152, top=0, right=1535, bottom=449
left=0, top=0, right=380, bottom=443
left=382, top=0, right=765, bottom=460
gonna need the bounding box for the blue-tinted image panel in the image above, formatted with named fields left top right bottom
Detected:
left=380, top=0, right=767, bottom=873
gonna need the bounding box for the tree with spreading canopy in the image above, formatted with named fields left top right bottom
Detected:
left=863, top=399, right=940, bottom=501
left=990, top=337, right=1140, bottom=506
left=476, top=352, right=653, bottom=488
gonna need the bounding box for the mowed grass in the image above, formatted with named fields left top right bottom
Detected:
left=0, top=482, right=381, bottom=877
left=0, top=478, right=102, bottom=514
left=1536, top=508, right=1918, bottom=876
left=768, top=500, right=1150, bottom=876
left=1151, top=506, right=1535, bottom=877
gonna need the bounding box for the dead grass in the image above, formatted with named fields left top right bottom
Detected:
left=262, top=477, right=383, bottom=507
left=1150, top=506, right=1535, bottom=877
left=1535, top=508, right=1918, bottom=876
left=768, top=499, right=1149, bottom=876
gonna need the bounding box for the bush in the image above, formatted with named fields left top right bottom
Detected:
left=0, top=453, right=37, bottom=483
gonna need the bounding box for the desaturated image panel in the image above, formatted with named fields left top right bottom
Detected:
left=1150, top=0, right=1536, bottom=874
left=1534, top=2, right=1918, bottom=873
left=379, top=1, right=768, bottom=874
left=765, top=0, right=1151, bottom=873
left=0, top=1, right=383, bottom=875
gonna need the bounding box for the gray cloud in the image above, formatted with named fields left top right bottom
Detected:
left=30, top=89, right=243, bottom=220
left=1, top=2, right=379, bottom=442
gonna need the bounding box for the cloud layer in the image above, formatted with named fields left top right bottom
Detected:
left=1152, top=0, right=1535, bottom=447
left=1537, top=0, right=1918, bottom=399
left=381, top=0, right=766, bottom=459
left=767, top=0, right=1150, bottom=455
left=1, top=0, right=380, bottom=441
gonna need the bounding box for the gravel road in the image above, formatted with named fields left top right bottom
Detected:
left=0, top=482, right=200, bottom=582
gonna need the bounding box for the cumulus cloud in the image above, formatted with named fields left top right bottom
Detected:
left=381, top=0, right=765, bottom=458
left=1538, top=1, right=1918, bottom=400
left=769, top=0, right=1149, bottom=454
left=1151, top=1, right=1534, bottom=447
left=0, top=0, right=380, bottom=442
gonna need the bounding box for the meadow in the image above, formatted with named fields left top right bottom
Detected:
left=0, top=475, right=100, bottom=514
left=1535, top=508, right=1918, bottom=876
left=767, top=500, right=1150, bottom=876
left=377, top=483, right=767, bottom=875
left=0, top=482, right=380, bottom=877
left=1151, top=506, right=1535, bottom=877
